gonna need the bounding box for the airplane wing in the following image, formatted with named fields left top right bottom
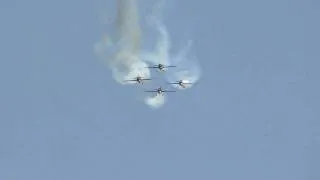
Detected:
left=163, top=90, right=176, bottom=92
left=145, top=65, right=176, bottom=68
left=144, top=90, right=157, bottom=92
left=125, top=78, right=151, bottom=81
left=167, top=82, right=192, bottom=84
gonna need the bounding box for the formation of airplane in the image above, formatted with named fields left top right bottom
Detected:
left=144, top=87, right=176, bottom=96
left=167, top=80, right=193, bottom=88
left=146, top=63, right=176, bottom=72
left=128, top=64, right=194, bottom=96
left=125, top=76, right=151, bottom=84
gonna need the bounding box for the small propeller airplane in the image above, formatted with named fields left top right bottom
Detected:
left=146, top=63, right=176, bottom=72
left=125, top=76, right=151, bottom=84
left=167, top=80, right=193, bottom=88
left=144, top=87, right=176, bottom=96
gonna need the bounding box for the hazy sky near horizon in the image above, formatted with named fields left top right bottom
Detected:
left=0, top=0, right=319, bottom=179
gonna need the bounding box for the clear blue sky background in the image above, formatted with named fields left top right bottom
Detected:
left=0, top=0, right=319, bottom=179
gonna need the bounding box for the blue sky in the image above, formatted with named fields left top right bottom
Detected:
left=0, top=0, right=319, bottom=179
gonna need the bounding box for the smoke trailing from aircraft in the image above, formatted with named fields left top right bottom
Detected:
left=140, top=2, right=201, bottom=90
left=94, top=0, right=150, bottom=85
left=94, top=0, right=166, bottom=108
left=165, top=40, right=202, bottom=90
left=145, top=94, right=166, bottom=109
left=94, top=0, right=201, bottom=108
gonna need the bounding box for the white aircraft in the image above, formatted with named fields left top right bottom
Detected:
left=144, top=87, right=176, bottom=96
left=125, top=76, right=151, bottom=84
left=146, top=64, right=176, bottom=72
left=167, top=80, right=193, bottom=88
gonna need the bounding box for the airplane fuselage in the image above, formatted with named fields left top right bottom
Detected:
left=178, top=82, right=186, bottom=88
left=168, top=80, right=190, bottom=88
left=136, top=77, right=142, bottom=83
left=154, top=88, right=166, bottom=95
left=157, top=64, right=165, bottom=71
left=147, top=64, right=175, bottom=72
left=144, top=87, right=175, bottom=95
left=125, top=76, right=151, bottom=84
left=157, top=89, right=164, bottom=94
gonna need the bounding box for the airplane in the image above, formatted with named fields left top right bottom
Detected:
left=146, top=64, right=176, bottom=72
left=144, top=87, right=176, bottom=96
left=167, top=80, right=193, bottom=88
left=125, top=76, right=151, bottom=84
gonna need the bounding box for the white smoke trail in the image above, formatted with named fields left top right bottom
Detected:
left=140, top=3, right=171, bottom=66
left=140, top=4, right=202, bottom=90
left=94, top=0, right=168, bottom=108
left=144, top=94, right=166, bottom=109
left=166, top=40, right=202, bottom=89
left=94, top=0, right=151, bottom=85
left=94, top=0, right=199, bottom=108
